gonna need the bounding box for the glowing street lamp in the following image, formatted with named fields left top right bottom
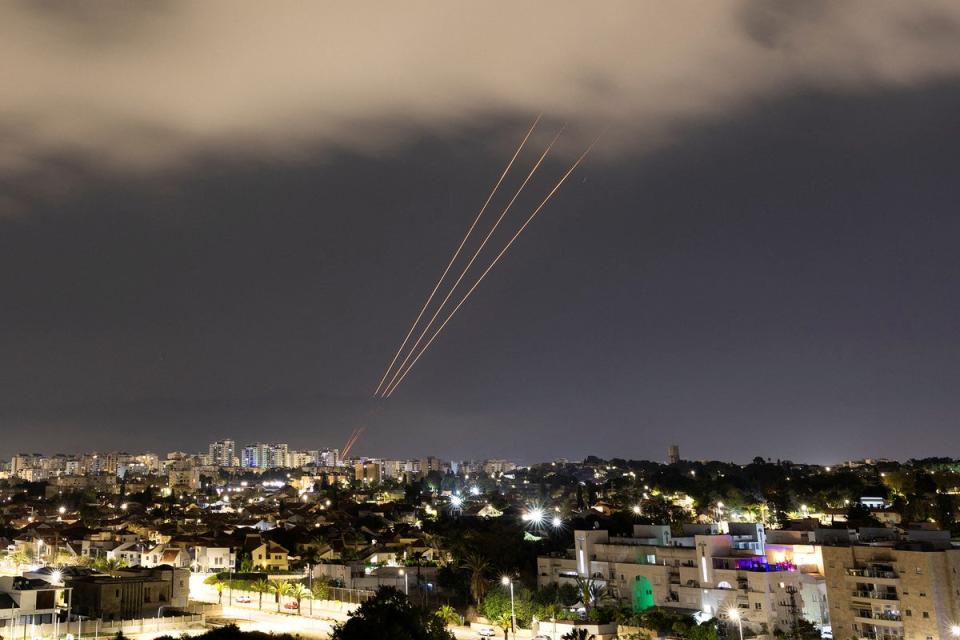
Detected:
left=399, top=569, right=408, bottom=595
left=551, top=515, right=563, bottom=529
left=501, top=576, right=516, bottom=635
left=950, top=624, right=960, bottom=638
left=728, top=608, right=743, bottom=640
left=523, top=507, right=545, bottom=527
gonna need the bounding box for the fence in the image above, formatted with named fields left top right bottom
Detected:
left=11, top=613, right=205, bottom=639
left=324, top=586, right=375, bottom=605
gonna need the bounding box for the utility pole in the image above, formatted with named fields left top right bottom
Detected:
left=778, top=584, right=801, bottom=639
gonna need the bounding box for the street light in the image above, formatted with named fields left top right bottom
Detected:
left=727, top=608, right=743, bottom=640
left=501, top=576, right=516, bottom=636
left=399, top=569, right=408, bottom=595
left=523, top=508, right=545, bottom=527
left=951, top=625, right=960, bottom=637
left=157, top=605, right=169, bottom=632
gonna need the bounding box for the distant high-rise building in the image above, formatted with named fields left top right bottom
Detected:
left=420, top=456, right=443, bottom=477
left=240, top=442, right=289, bottom=469
left=208, top=439, right=236, bottom=467
left=288, top=450, right=315, bottom=468
left=482, top=459, right=516, bottom=475
left=667, top=444, right=680, bottom=465
left=318, top=448, right=340, bottom=467
left=354, top=461, right=381, bottom=484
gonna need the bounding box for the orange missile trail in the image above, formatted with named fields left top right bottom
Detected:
left=378, top=128, right=563, bottom=397
left=372, top=115, right=542, bottom=396
left=341, top=426, right=365, bottom=459
left=384, top=135, right=601, bottom=398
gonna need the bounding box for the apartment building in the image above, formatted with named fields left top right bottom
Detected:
left=208, top=440, right=236, bottom=467
left=538, top=524, right=810, bottom=635
left=0, top=576, right=67, bottom=627
left=822, top=531, right=960, bottom=640
left=355, top=461, right=382, bottom=484
left=240, top=443, right=289, bottom=469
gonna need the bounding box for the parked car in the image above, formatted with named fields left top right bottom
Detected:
left=533, top=636, right=553, bottom=640
left=284, top=601, right=299, bottom=610
left=234, top=595, right=252, bottom=604
left=476, top=628, right=496, bottom=638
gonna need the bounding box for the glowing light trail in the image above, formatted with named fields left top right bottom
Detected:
left=379, top=128, right=563, bottom=397
left=341, top=426, right=365, bottom=459
left=383, top=136, right=600, bottom=397
left=372, top=115, right=542, bottom=396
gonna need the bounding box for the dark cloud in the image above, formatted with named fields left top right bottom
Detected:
left=3, top=3, right=960, bottom=463
left=4, top=1, right=960, bottom=183
left=738, top=0, right=832, bottom=49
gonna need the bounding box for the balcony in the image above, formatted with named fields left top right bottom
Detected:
left=853, top=612, right=903, bottom=625
left=714, top=557, right=795, bottom=572
left=847, top=568, right=898, bottom=579
left=852, top=609, right=902, bottom=620
left=851, top=589, right=898, bottom=601
left=860, top=624, right=905, bottom=640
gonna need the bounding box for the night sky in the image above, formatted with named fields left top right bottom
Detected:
left=3, top=2, right=960, bottom=463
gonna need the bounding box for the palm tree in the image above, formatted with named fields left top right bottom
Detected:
left=93, top=556, right=126, bottom=572
left=251, top=578, right=271, bottom=610
left=435, top=604, right=460, bottom=627
left=494, top=612, right=513, bottom=640
left=424, top=532, right=448, bottom=567
left=9, top=549, right=29, bottom=568
left=270, top=580, right=293, bottom=613
left=574, top=576, right=608, bottom=613
left=213, top=579, right=225, bottom=605
left=461, top=552, right=490, bottom=606
left=561, top=630, right=593, bottom=640
left=290, top=584, right=312, bottom=615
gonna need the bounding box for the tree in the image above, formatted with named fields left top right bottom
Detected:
left=461, top=552, right=490, bottom=606
left=214, top=579, right=225, bottom=605
left=270, top=580, right=293, bottom=613
left=561, top=629, right=593, bottom=640
left=311, top=581, right=330, bottom=602
left=493, top=612, right=513, bottom=640
left=250, top=578, right=271, bottom=610
left=9, top=549, right=29, bottom=567
left=435, top=604, right=460, bottom=627
left=93, top=557, right=127, bottom=572
left=331, top=587, right=454, bottom=640
left=290, top=584, right=312, bottom=615
left=573, top=576, right=609, bottom=613
left=685, top=620, right=718, bottom=640
left=410, top=550, right=427, bottom=604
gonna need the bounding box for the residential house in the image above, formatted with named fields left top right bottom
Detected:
left=251, top=541, right=289, bottom=572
